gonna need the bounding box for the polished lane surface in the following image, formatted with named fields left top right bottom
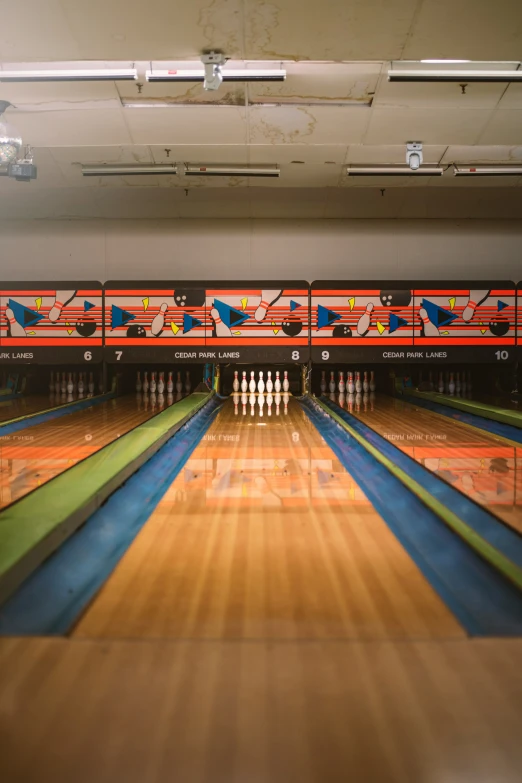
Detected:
left=73, top=398, right=464, bottom=641
left=341, top=393, right=522, bottom=533
left=0, top=395, right=65, bottom=424
left=0, top=393, right=181, bottom=510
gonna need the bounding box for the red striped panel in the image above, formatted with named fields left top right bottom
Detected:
left=206, top=338, right=308, bottom=345
left=415, top=337, right=516, bottom=345
left=105, top=338, right=206, bottom=346
left=3, top=338, right=102, bottom=346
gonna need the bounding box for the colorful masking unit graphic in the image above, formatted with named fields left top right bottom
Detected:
left=104, top=284, right=206, bottom=345
left=0, top=284, right=103, bottom=345
left=206, top=285, right=309, bottom=345
left=311, top=286, right=414, bottom=345
left=413, top=287, right=516, bottom=344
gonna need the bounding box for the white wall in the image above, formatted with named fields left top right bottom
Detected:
left=1, top=219, right=521, bottom=282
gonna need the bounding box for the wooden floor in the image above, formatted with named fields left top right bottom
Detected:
left=73, top=398, right=463, bottom=641
left=0, top=394, right=56, bottom=423
left=347, top=394, right=522, bottom=533
left=0, top=394, right=174, bottom=509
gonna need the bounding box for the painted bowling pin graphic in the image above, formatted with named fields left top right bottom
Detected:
left=232, top=370, right=240, bottom=392
left=241, top=371, right=248, bottom=393
left=249, top=371, right=256, bottom=393
left=6, top=307, right=26, bottom=337
left=254, top=289, right=282, bottom=323
left=419, top=307, right=439, bottom=337
left=357, top=302, right=374, bottom=336
left=151, top=303, right=168, bottom=337
left=211, top=304, right=231, bottom=336
left=462, top=290, right=490, bottom=322
left=266, top=371, right=273, bottom=393
left=329, top=371, right=336, bottom=394
left=258, top=371, right=265, bottom=394
left=320, top=371, right=327, bottom=393
left=48, top=290, right=76, bottom=323
left=282, top=371, right=290, bottom=392
left=274, top=371, right=282, bottom=393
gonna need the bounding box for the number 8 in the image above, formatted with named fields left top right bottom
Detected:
left=292, top=350, right=300, bottom=360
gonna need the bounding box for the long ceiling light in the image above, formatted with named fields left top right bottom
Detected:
left=346, top=165, right=443, bottom=176
left=82, top=164, right=177, bottom=176
left=147, top=68, right=286, bottom=83
left=454, top=165, right=522, bottom=176
left=0, top=68, right=137, bottom=82
left=388, top=61, right=522, bottom=83
left=185, top=164, right=280, bottom=178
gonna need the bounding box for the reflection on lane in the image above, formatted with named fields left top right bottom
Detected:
left=329, top=393, right=522, bottom=533
left=0, top=395, right=67, bottom=424
left=0, top=392, right=183, bottom=510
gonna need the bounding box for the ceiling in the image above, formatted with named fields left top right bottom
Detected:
left=1, top=0, right=522, bottom=218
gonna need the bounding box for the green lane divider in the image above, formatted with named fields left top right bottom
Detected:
left=313, top=396, right=522, bottom=593
left=0, top=391, right=112, bottom=431
left=0, top=391, right=213, bottom=605
left=406, top=388, right=522, bottom=429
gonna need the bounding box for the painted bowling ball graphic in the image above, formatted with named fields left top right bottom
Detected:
left=126, top=324, right=147, bottom=338
left=174, top=289, right=205, bottom=308
left=75, top=318, right=97, bottom=337
left=332, top=324, right=352, bottom=337
left=281, top=316, right=303, bottom=337
left=380, top=290, right=412, bottom=308
left=489, top=317, right=510, bottom=337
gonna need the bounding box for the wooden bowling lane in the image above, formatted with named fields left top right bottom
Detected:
left=73, top=398, right=464, bottom=642
left=0, top=395, right=61, bottom=424
left=346, top=394, right=522, bottom=533
left=0, top=394, right=177, bottom=510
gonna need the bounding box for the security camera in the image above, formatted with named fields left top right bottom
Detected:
left=406, top=141, right=423, bottom=171
left=201, top=51, right=227, bottom=91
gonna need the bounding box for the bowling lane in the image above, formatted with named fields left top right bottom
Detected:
left=345, top=394, right=522, bottom=533
left=73, top=398, right=464, bottom=642
left=0, top=394, right=181, bottom=510
left=0, top=395, right=64, bottom=424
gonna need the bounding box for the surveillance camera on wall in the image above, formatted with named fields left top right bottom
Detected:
left=406, top=141, right=423, bottom=171
left=201, top=52, right=227, bottom=91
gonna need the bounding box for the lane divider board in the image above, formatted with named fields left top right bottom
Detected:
left=312, top=396, right=522, bottom=593
left=0, top=391, right=114, bottom=436
left=0, top=392, right=214, bottom=605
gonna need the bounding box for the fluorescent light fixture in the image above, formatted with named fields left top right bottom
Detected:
left=346, top=165, right=443, bottom=176
left=454, top=165, right=522, bottom=176
left=0, top=68, right=137, bottom=82
left=147, top=68, right=286, bottom=83
left=388, top=61, right=522, bottom=82
left=82, top=164, right=177, bottom=176
left=184, top=164, right=280, bottom=178
left=420, top=59, right=471, bottom=64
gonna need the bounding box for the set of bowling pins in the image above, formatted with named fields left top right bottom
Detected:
left=232, top=369, right=290, bottom=395
left=49, top=370, right=98, bottom=402
left=436, top=370, right=473, bottom=397
left=320, top=369, right=376, bottom=395
left=233, top=390, right=290, bottom=417
left=136, top=370, right=191, bottom=407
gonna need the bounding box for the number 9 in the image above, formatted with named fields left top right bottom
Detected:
left=322, top=351, right=330, bottom=361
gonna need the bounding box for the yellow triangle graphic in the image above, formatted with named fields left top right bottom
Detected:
left=142, top=297, right=149, bottom=312
left=449, top=297, right=456, bottom=310
left=170, top=322, right=180, bottom=335
left=348, top=297, right=355, bottom=311
left=241, top=297, right=248, bottom=311
left=480, top=329, right=487, bottom=335
left=67, top=329, right=74, bottom=336
left=272, top=320, right=279, bottom=335
left=376, top=321, right=385, bottom=335
left=232, top=331, right=242, bottom=336
left=27, top=331, right=36, bottom=336
left=35, top=297, right=42, bottom=311
left=65, top=321, right=70, bottom=326
left=441, top=330, right=450, bottom=335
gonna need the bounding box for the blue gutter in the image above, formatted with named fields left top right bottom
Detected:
left=301, top=397, right=522, bottom=636
left=0, top=396, right=221, bottom=636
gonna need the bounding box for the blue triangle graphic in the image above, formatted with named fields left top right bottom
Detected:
left=421, top=299, right=457, bottom=328
left=213, top=299, right=249, bottom=329
left=317, top=304, right=341, bottom=330
left=8, top=299, right=44, bottom=328
left=498, top=300, right=509, bottom=311
left=389, top=313, right=408, bottom=334
left=290, top=300, right=302, bottom=312
left=111, top=304, right=135, bottom=330
left=84, top=300, right=96, bottom=312
left=183, top=313, right=202, bottom=334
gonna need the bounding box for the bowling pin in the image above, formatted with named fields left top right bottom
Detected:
left=233, top=392, right=239, bottom=415
left=151, top=303, right=168, bottom=337
left=355, top=371, right=362, bottom=394
left=347, top=372, right=355, bottom=394
left=211, top=305, right=230, bottom=337
left=136, top=371, right=142, bottom=393
left=369, top=371, right=376, bottom=393
left=158, top=372, right=165, bottom=395
left=185, top=371, right=191, bottom=393
left=462, top=290, right=490, bottom=323
left=241, top=371, right=248, bottom=393
left=49, top=371, right=54, bottom=393
left=320, top=371, right=327, bottom=393
left=274, top=392, right=281, bottom=415
left=88, top=372, right=94, bottom=395
left=283, top=391, right=289, bottom=415
left=419, top=307, right=439, bottom=337
left=338, top=372, right=345, bottom=394
left=232, top=371, right=240, bottom=392
left=448, top=373, right=455, bottom=396
left=254, top=289, right=282, bottom=323
left=266, top=371, right=273, bottom=393
left=78, top=373, right=84, bottom=395
left=6, top=307, right=26, bottom=337
left=143, top=371, right=149, bottom=394
left=258, top=371, right=265, bottom=394
left=437, top=372, right=444, bottom=393
left=176, top=371, right=183, bottom=393
left=266, top=392, right=273, bottom=416
left=338, top=391, right=345, bottom=408
left=363, top=371, right=369, bottom=393
left=283, top=371, right=290, bottom=392
left=150, top=372, right=157, bottom=393
left=67, top=373, right=73, bottom=395
left=48, top=290, right=76, bottom=323
left=167, top=371, right=174, bottom=394
left=274, top=371, right=282, bottom=393
left=249, top=371, right=256, bottom=393
left=329, top=371, right=336, bottom=394
left=357, top=302, right=374, bottom=336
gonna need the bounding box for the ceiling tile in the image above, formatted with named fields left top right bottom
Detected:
left=364, top=108, right=491, bottom=145
left=478, top=110, right=522, bottom=145
left=248, top=105, right=370, bottom=145
left=9, top=108, right=132, bottom=147
left=125, top=106, right=248, bottom=145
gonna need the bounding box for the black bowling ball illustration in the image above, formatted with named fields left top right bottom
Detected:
left=380, top=290, right=412, bottom=308
left=489, top=317, right=510, bottom=337
left=75, top=318, right=97, bottom=337
left=332, top=324, right=352, bottom=337
left=281, top=316, right=303, bottom=337
left=126, top=324, right=147, bottom=338
left=174, top=289, right=206, bottom=308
